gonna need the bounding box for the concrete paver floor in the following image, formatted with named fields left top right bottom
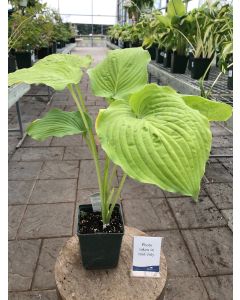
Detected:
left=8, top=47, right=233, bottom=299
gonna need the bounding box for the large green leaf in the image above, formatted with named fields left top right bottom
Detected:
left=8, top=54, right=92, bottom=91
left=87, top=47, right=151, bottom=101
left=96, top=84, right=212, bottom=199
left=181, top=95, right=232, bottom=121
left=167, top=0, right=186, bottom=18
left=27, top=108, right=92, bottom=141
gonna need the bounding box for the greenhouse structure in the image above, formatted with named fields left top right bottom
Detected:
left=7, top=0, right=234, bottom=299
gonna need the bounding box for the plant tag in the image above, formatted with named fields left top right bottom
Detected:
left=90, top=193, right=101, bottom=212
left=192, top=61, right=194, bottom=67
left=164, top=53, right=167, bottom=58
left=228, top=70, right=233, bottom=77
left=31, top=52, right=35, bottom=63
left=131, top=236, right=162, bottom=278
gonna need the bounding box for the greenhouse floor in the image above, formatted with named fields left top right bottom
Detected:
left=8, top=47, right=233, bottom=300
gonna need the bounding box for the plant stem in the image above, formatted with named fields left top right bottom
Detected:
left=107, top=188, right=115, bottom=207
left=206, top=71, right=223, bottom=99
left=68, top=85, right=105, bottom=221
left=106, top=173, right=127, bottom=224
left=174, top=28, right=195, bottom=52
left=102, top=155, right=110, bottom=221
left=198, top=57, right=213, bottom=97
left=108, top=164, right=117, bottom=192
left=75, top=84, right=87, bottom=112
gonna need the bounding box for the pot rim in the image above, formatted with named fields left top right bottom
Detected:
left=77, top=203, right=125, bottom=236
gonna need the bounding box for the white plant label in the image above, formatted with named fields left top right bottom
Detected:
left=228, top=70, right=233, bottom=77
left=90, top=193, right=101, bottom=212
left=164, top=53, right=167, bottom=58
left=192, top=61, right=194, bottom=67
left=31, top=53, right=35, bottom=63
left=131, top=236, right=162, bottom=278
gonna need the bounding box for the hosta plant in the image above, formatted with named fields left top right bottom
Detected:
left=8, top=48, right=232, bottom=225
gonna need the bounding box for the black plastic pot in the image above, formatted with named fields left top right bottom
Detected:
left=170, top=52, right=188, bottom=74
left=155, top=48, right=164, bottom=64
left=163, top=50, right=172, bottom=68
left=191, top=57, right=212, bottom=80
left=70, top=37, right=76, bottom=43
left=57, top=41, right=62, bottom=49
left=216, top=54, right=220, bottom=68
left=110, top=38, right=114, bottom=44
left=123, top=41, right=130, bottom=48
left=77, top=204, right=124, bottom=270
left=188, top=52, right=193, bottom=71
left=48, top=44, right=53, bottom=55
left=8, top=54, right=16, bottom=73
left=52, top=42, right=57, bottom=53
left=227, top=65, right=233, bottom=90
left=15, top=51, right=32, bottom=69
left=131, top=40, right=141, bottom=47
left=37, top=47, right=49, bottom=59
left=147, top=44, right=157, bottom=60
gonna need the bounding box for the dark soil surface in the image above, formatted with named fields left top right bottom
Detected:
left=78, top=207, right=124, bottom=234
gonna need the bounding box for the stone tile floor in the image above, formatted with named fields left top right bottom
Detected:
left=8, top=47, right=233, bottom=300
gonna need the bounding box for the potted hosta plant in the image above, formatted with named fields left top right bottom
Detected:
left=118, top=25, right=132, bottom=49
left=8, top=9, right=40, bottom=68
left=155, top=0, right=190, bottom=74
left=8, top=48, right=232, bottom=270
left=214, top=3, right=233, bottom=90
left=36, top=16, right=52, bottom=59
left=181, top=2, right=219, bottom=80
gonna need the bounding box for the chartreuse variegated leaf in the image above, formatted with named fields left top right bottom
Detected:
left=27, top=109, right=92, bottom=141
left=87, top=47, right=150, bottom=101
left=8, top=54, right=92, bottom=90
left=181, top=95, right=232, bottom=121
left=96, top=84, right=212, bottom=200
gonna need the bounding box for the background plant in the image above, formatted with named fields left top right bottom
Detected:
left=125, top=0, right=154, bottom=23
left=8, top=2, right=46, bottom=52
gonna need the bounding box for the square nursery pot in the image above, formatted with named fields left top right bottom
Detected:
left=15, top=51, right=32, bottom=69
left=52, top=42, right=57, bottom=53
left=188, top=52, right=194, bottom=70
left=191, top=57, right=212, bottom=80
left=37, top=47, right=49, bottom=59
left=155, top=48, right=164, bottom=64
left=170, top=52, right=188, bottom=74
left=123, top=41, right=130, bottom=48
left=61, top=40, right=66, bottom=48
left=227, top=65, right=233, bottom=90
left=131, top=40, right=142, bottom=47
left=70, top=37, right=76, bottom=43
left=48, top=44, right=54, bottom=55
left=57, top=41, right=62, bottom=49
left=147, top=43, right=157, bottom=60
left=77, top=204, right=124, bottom=270
left=8, top=54, right=16, bottom=73
left=163, top=50, right=172, bottom=68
